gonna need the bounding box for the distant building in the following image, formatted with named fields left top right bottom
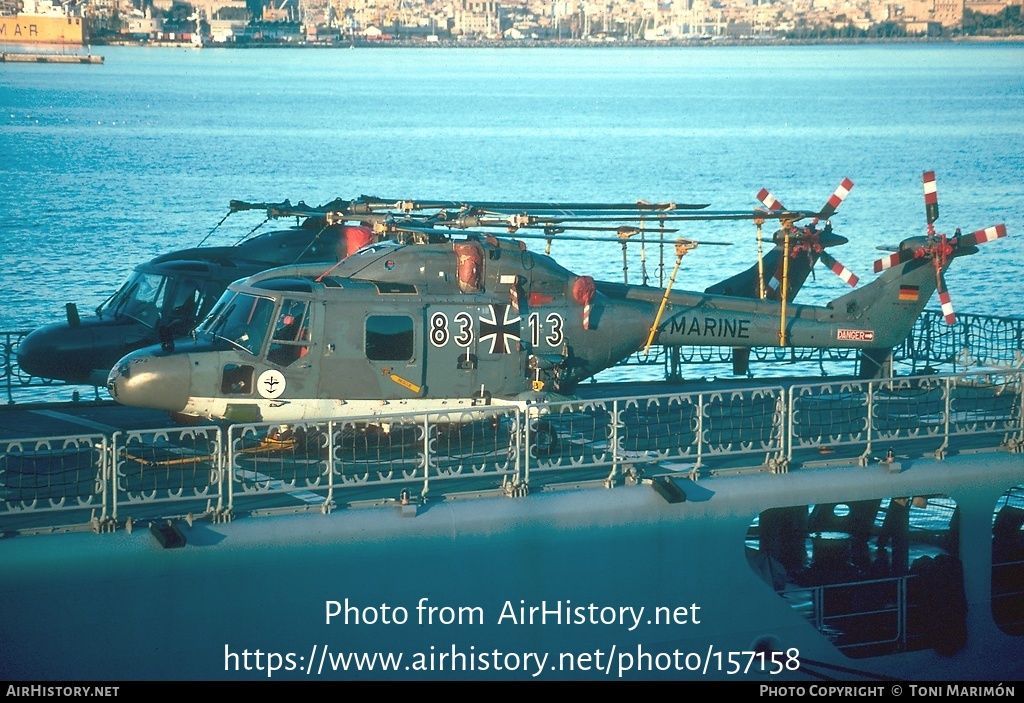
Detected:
left=209, top=17, right=247, bottom=39
left=122, top=9, right=163, bottom=37
left=932, top=0, right=964, bottom=26
left=455, top=0, right=500, bottom=35
left=965, top=0, right=1019, bottom=13
left=901, top=0, right=963, bottom=26
left=904, top=18, right=942, bottom=31
left=152, top=0, right=248, bottom=19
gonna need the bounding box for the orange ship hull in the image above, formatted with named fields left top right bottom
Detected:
left=0, top=15, right=86, bottom=44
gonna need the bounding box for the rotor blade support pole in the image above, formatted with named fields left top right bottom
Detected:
left=644, top=239, right=698, bottom=355
left=779, top=222, right=792, bottom=346
left=621, top=240, right=629, bottom=285
left=755, top=218, right=766, bottom=299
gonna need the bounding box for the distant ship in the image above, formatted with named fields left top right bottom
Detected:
left=0, top=0, right=86, bottom=45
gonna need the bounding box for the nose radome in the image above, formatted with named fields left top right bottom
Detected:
left=107, top=351, right=192, bottom=413
left=17, top=322, right=100, bottom=383
left=19, top=319, right=156, bottom=384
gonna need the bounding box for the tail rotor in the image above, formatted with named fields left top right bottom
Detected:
left=871, top=171, right=1007, bottom=325
left=755, top=179, right=860, bottom=299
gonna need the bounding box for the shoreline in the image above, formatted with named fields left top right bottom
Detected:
left=4, top=34, right=1022, bottom=52
left=113, top=35, right=1024, bottom=49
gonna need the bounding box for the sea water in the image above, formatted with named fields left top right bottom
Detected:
left=2, top=43, right=1023, bottom=333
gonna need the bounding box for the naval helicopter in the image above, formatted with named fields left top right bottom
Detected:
left=106, top=172, right=1006, bottom=425
left=18, top=183, right=855, bottom=386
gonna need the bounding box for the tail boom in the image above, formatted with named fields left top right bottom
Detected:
left=654, top=249, right=947, bottom=351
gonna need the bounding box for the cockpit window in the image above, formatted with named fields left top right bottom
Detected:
left=267, top=298, right=312, bottom=367
left=196, top=291, right=275, bottom=356
left=166, top=278, right=205, bottom=331
left=97, top=271, right=168, bottom=327
left=97, top=271, right=206, bottom=332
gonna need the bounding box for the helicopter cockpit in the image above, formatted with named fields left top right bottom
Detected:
left=97, top=267, right=207, bottom=334
left=196, top=285, right=312, bottom=367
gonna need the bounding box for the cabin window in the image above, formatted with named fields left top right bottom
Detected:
left=365, top=315, right=414, bottom=361
left=267, top=299, right=312, bottom=367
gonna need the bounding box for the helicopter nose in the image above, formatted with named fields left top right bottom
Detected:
left=18, top=320, right=154, bottom=385
left=107, top=350, right=192, bottom=413
left=17, top=324, right=73, bottom=381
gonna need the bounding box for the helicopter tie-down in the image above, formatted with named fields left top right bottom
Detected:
left=104, top=172, right=1007, bottom=425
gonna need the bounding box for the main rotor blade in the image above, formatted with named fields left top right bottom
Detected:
left=360, top=197, right=711, bottom=212
left=388, top=222, right=732, bottom=247
left=873, top=250, right=908, bottom=273
left=481, top=209, right=823, bottom=224
left=756, top=188, right=785, bottom=212
left=515, top=224, right=682, bottom=235
left=502, top=231, right=732, bottom=246
left=230, top=199, right=293, bottom=213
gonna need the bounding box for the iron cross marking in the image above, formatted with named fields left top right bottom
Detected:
left=479, top=304, right=521, bottom=354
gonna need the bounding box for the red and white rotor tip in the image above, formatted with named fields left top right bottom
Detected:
left=756, top=188, right=784, bottom=212
left=970, top=223, right=1007, bottom=244
left=873, top=252, right=902, bottom=274
left=939, top=289, right=956, bottom=325
left=923, top=171, right=939, bottom=226
left=818, top=177, right=854, bottom=219
left=820, top=251, right=859, bottom=287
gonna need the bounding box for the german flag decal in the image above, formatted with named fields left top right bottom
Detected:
left=899, top=285, right=919, bottom=301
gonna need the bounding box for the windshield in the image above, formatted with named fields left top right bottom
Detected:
left=196, top=291, right=276, bottom=356
left=97, top=271, right=168, bottom=327
left=97, top=270, right=206, bottom=331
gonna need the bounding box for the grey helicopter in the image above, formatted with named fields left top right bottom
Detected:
left=105, top=172, right=1006, bottom=425
left=17, top=182, right=856, bottom=386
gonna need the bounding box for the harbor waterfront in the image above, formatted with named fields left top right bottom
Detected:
left=1, top=44, right=1023, bottom=682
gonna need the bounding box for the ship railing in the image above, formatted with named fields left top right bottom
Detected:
left=786, top=371, right=1024, bottom=469
left=1, top=369, right=1022, bottom=535
left=0, top=433, right=110, bottom=533
left=783, top=575, right=919, bottom=658
left=898, top=310, right=1024, bottom=374
left=523, top=385, right=787, bottom=484
left=785, top=559, right=982, bottom=659
left=222, top=407, right=522, bottom=518
left=110, top=426, right=223, bottom=528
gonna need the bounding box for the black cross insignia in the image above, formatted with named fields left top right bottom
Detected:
left=479, top=304, right=521, bottom=354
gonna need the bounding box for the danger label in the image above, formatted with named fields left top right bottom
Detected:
left=837, top=329, right=875, bottom=342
